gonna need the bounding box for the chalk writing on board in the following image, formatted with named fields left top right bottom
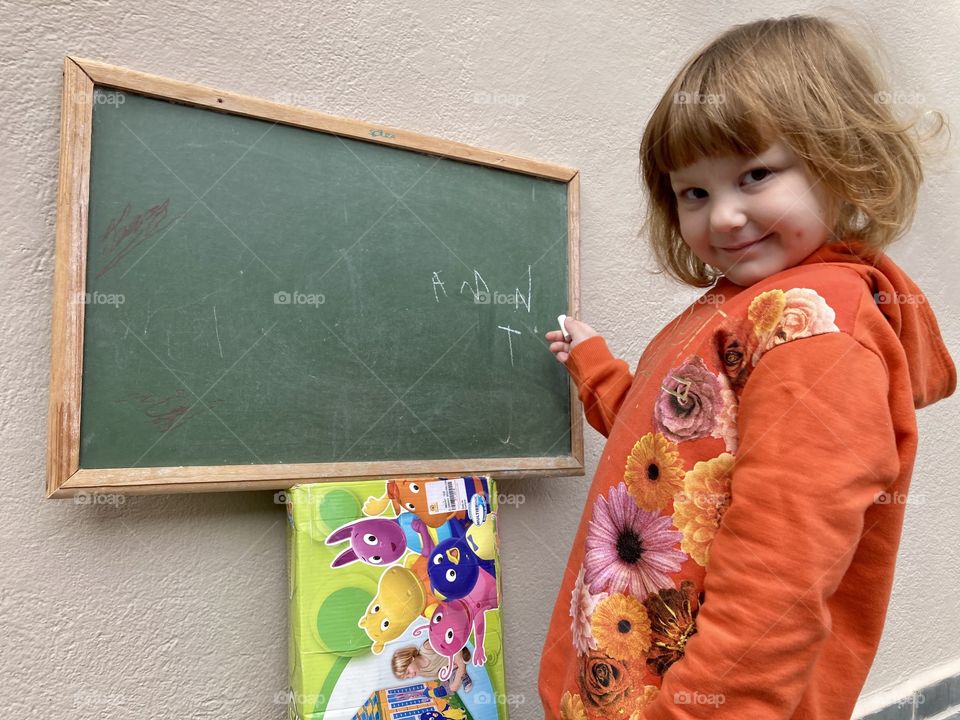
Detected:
left=125, top=389, right=225, bottom=433
left=515, top=265, right=531, bottom=313
left=431, top=271, right=447, bottom=302
left=460, top=270, right=490, bottom=303
left=499, top=396, right=516, bottom=447
left=213, top=306, right=223, bottom=359
left=497, top=325, right=521, bottom=367
left=446, top=266, right=534, bottom=313
left=95, top=200, right=181, bottom=279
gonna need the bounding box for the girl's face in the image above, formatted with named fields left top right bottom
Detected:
left=669, top=141, right=834, bottom=287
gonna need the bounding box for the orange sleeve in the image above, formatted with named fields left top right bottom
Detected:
left=642, top=331, right=901, bottom=719
left=564, top=335, right=635, bottom=438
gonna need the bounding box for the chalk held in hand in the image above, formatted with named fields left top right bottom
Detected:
left=557, top=314, right=572, bottom=343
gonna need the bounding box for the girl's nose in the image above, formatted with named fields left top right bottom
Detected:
left=709, top=196, right=747, bottom=234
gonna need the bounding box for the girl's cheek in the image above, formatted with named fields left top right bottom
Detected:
left=678, top=218, right=698, bottom=243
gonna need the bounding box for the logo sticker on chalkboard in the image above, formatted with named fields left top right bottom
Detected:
left=467, top=493, right=489, bottom=526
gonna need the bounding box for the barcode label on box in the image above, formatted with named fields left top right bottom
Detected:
left=426, top=477, right=468, bottom=514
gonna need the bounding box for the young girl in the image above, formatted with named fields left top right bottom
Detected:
left=392, top=643, right=473, bottom=693
left=539, top=14, right=955, bottom=720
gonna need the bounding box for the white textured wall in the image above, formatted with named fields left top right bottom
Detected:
left=2, top=1, right=958, bottom=717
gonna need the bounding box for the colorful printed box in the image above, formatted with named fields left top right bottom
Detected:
left=286, top=476, right=508, bottom=720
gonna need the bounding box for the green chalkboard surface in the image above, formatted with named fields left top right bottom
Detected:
left=77, top=87, right=575, bottom=475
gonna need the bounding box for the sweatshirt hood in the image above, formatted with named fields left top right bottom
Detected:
left=795, top=238, right=957, bottom=409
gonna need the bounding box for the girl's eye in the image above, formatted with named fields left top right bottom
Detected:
left=676, top=166, right=773, bottom=202
left=679, top=187, right=708, bottom=201
left=743, top=167, right=772, bottom=184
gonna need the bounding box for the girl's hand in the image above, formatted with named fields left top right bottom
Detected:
left=545, top=317, right=599, bottom=364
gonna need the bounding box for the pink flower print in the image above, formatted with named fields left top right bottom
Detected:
left=569, top=567, right=606, bottom=654
left=583, top=483, right=686, bottom=600
left=654, top=356, right=723, bottom=443
left=714, top=372, right=739, bottom=453
left=748, top=288, right=840, bottom=364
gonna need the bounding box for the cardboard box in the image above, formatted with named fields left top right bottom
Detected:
left=286, top=476, right=508, bottom=720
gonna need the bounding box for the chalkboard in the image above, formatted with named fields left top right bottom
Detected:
left=47, top=57, right=583, bottom=497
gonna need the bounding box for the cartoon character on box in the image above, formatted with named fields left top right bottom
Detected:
left=414, top=556, right=499, bottom=679
left=333, top=476, right=497, bottom=658
left=465, top=512, right=498, bottom=567
left=362, top=477, right=488, bottom=528
left=327, top=515, right=442, bottom=624
left=325, top=517, right=409, bottom=567
left=427, top=520, right=498, bottom=597
left=359, top=566, right=428, bottom=655
left=325, top=516, right=435, bottom=568
left=420, top=707, right=466, bottom=720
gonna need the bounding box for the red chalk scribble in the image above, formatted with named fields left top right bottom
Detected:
left=95, top=199, right=180, bottom=279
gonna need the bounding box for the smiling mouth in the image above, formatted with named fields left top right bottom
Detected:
left=721, top=234, right=772, bottom=252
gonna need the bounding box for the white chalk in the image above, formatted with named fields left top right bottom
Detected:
left=557, top=314, right=572, bottom=342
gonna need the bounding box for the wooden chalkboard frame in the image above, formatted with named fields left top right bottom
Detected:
left=46, top=56, right=584, bottom=498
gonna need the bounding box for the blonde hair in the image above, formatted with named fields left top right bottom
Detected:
left=639, top=12, right=949, bottom=287
left=391, top=645, right=418, bottom=679
left=390, top=644, right=471, bottom=680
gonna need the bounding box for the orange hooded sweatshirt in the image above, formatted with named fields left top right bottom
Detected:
left=539, top=239, right=956, bottom=720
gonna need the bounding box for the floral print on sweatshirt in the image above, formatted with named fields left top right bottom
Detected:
left=561, top=287, right=840, bottom=719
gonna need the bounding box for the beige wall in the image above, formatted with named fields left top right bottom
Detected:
left=2, top=1, right=958, bottom=717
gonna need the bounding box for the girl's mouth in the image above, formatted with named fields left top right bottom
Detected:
left=721, top=233, right=772, bottom=252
